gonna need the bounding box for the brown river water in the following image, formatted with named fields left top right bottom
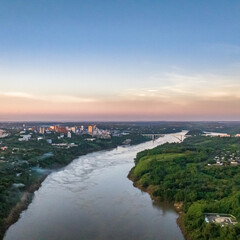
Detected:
left=4, top=132, right=187, bottom=240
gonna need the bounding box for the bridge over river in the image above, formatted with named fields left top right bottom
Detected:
left=142, top=133, right=185, bottom=142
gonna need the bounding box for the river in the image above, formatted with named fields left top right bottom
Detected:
left=4, top=132, right=186, bottom=240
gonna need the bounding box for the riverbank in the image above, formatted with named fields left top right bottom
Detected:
left=4, top=133, right=186, bottom=240
left=1, top=147, right=110, bottom=237
left=0, top=176, right=46, bottom=239
left=1, top=135, right=149, bottom=239
left=128, top=135, right=240, bottom=240
left=128, top=169, right=189, bottom=240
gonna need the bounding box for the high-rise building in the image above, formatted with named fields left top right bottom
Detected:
left=32, top=126, right=37, bottom=132
left=39, top=127, right=45, bottom=134
left=55, top=126, right=68, bottom=133
left=71, top=127, right=76, bottom=133
left=67, top=131, right=72, bottom=138
left=88, top=126, right=93, bottom=134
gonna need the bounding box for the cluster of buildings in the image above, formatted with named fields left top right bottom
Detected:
left=0, top=129, right=9, bottom=138
left=16, top=124, right=113, bottom=144
left=205, top=213, right=237, bottom=227
left=37, top=124, right=111, bottom=139
left=39, top=125, right=69, bottom=134
left=208, top=150, right=240, bottom=167
left=0, top=146, right=8, bottom=151
left=203, top=133, right=240, bottom=137
left=52, top=143, right=78, bottom=149
left=18, top=134, right=32, bottom=141
left=87, top=125, right=111, bottom=139
left=38, top=125, right=84, bottom=136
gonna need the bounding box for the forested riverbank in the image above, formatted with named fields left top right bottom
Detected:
left=129, top=136, right=240, bottom=240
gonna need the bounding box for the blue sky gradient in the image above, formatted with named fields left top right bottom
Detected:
left=1, top=0, right=240, bottom=120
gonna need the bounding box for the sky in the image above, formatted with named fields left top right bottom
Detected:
left=0, top=0, right=240, bottom=121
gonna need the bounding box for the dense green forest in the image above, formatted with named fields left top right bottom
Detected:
left=130, top=136, right=240, bottom=240
left=186, top=129, right=205, bottom=136
left=0, top=131, right=148, bottom=238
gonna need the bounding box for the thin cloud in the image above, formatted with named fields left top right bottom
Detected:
left=1, top=92, right=34, bottom=99
left=0, top=92, right=96, bottom=103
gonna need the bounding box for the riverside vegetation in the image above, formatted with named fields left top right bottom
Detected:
left=0, top=130, right=148, bottom=238
left=129, top=136, right=240, bottom=240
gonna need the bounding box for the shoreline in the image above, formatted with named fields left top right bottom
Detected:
left=127, top=169, right=191, bottom=240
left=1, top=149, right=111, bottom=238
left=1, top=138, right=150, bottom=239
left=1, top=144, right=122, bottom=238
left=1, top=148, right=112, bottom=238
left=1, top=176, right=46, bottom=239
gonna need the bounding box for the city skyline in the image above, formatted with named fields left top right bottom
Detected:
left=1, top=0, right=240, bottom=121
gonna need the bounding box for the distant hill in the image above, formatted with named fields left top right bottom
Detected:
left=186, top=129, right=204, bottom=136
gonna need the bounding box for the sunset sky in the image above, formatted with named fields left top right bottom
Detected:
left=1, top=0, right=240, bottom=121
